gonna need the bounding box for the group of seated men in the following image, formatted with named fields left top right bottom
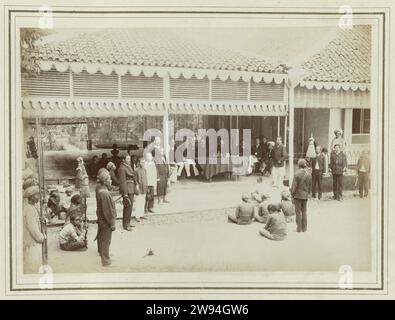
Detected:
left=46, top=187, right=82, bottom=222
left=228, top=184, right=296, bottom=241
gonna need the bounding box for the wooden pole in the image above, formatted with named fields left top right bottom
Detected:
left=163, top=72, right=170, bottom=159
left=34, top=115, right=48, bottom=266
left=289, top=87, right=295, bottom=182
left=284, top=115, right=288, bottom=147
left=277, top=116, right=280, bottom=137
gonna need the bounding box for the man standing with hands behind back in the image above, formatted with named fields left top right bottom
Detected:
left=329, top=144, right=348, bottom=201
left=272, top=136, right=287, bottom=188
left=291, top=159, right=312, bottom=233
left=118, top=155, right=135, bottom=231
left=311, top=145, right=326, bottom=200
left=96, top=169, right=117, bottom=267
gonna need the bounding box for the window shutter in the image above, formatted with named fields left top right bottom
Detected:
left=250, top=81, right=284, bottom=101
left=121, top=73, right=163, bottom=98
left=21, top=68, right=70, bottom=96
left=170, top=76, right=209, bottom=100
left=73, top=70, right=118, bottom=97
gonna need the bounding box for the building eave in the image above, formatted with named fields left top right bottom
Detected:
left=38, top=60, right=288, bottom=84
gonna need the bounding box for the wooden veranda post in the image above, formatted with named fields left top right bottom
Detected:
left=288, top=87, right=295, bottom=181
left=34, top=115, right=48, bottom=266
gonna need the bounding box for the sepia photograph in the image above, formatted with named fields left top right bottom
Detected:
left=1, top=0, right=392, bottom=299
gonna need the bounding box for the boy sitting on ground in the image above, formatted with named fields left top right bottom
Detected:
left=251, top=181, right=265, bottom=205
left=47, top=190, right=67, bottom=220
left=228, top=193, right=255, bottom=225
left=280, top=190, right=295, bottom=223
left=59, top=213, right=87, bottom=251
left=259, top=204, right=287, bottom=241
left=64, top=194, right=82, bottom=224
left=254, top=191, right=271, bottom=223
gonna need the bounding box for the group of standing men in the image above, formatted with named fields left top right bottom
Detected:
left=55, top=136, right=171, bottom=267
left=94, top=136, right=170, bottom=266
left=290, top=129, right=370, bottom=233
left=251, top=136, right=287, bottom=188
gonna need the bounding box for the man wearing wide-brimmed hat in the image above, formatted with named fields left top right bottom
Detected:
left=110, top=144, right=122, bottom=171
left=23, top=185, right=45, bottom=274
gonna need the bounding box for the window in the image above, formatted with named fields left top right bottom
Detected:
left=352, top=109, right=370, bottom=134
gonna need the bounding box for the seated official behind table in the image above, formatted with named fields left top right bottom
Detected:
left=59, top=214, right=87, bottom=251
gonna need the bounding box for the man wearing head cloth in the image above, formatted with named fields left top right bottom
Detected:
left=95, top=168, right=117, bottom=267
left=23, top=167, right=38, bottom=184
left=23, top=177, right=37, bottom=190
left=291, top=159, right=312, bottom=232
left=23, top=186, right=45, bottom=273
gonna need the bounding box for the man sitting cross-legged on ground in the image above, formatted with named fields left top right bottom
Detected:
left=228, top=192, right=255, bottom=225
left=255, top=191, right=271, bottom=224
left=59, top=213, right=87, bottom=251
left=280, top=190, right=295, bottom=223
left=259, top=204, right=287, bottom=241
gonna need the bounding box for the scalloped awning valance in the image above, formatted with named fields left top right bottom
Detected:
left=38, top=61, right=287, bottom=84
left=21, top=97, right=288, bottom=118
left=299, top=80, right=370, bottom=91
left=295, top=86, right=370, bottom=109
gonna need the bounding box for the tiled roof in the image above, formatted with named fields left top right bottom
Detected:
left=301, top=25, right=371, bottom=83
left=35, top=29, right=288, bottom=74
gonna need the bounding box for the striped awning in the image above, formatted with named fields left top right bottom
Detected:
left=294, top=86, right=370, bottom=109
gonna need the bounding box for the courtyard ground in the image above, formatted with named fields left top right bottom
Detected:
left=46, top=192, right=371, bottom=274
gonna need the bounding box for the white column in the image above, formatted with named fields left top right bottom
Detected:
left=289, top=86, right=295, bottom=181
left=343, top=108, right=353, bottom=147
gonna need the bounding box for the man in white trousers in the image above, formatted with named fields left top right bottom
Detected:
left=271, top=136, right=287, bottom=188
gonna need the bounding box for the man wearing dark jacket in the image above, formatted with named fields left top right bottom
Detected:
left=252, top=137, right=264, bottom=173
left=356, top=149, right=370, bottom=198
left=95, top=169, right=117, bottom=267
left=291, top=159, right=312, bottom=232
left=117, top=155, right=135, bottom=231
left=311, top=145, right=326, bottom=200
left=272, top=136, right=287, bottom=187
left=329, top=144, right=348, bottom=201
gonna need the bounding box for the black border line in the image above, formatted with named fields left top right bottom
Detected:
left=6, top=8, right=388, bottom=294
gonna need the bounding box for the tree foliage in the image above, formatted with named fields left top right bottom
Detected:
left=20, top=28, right=52, bottom=78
